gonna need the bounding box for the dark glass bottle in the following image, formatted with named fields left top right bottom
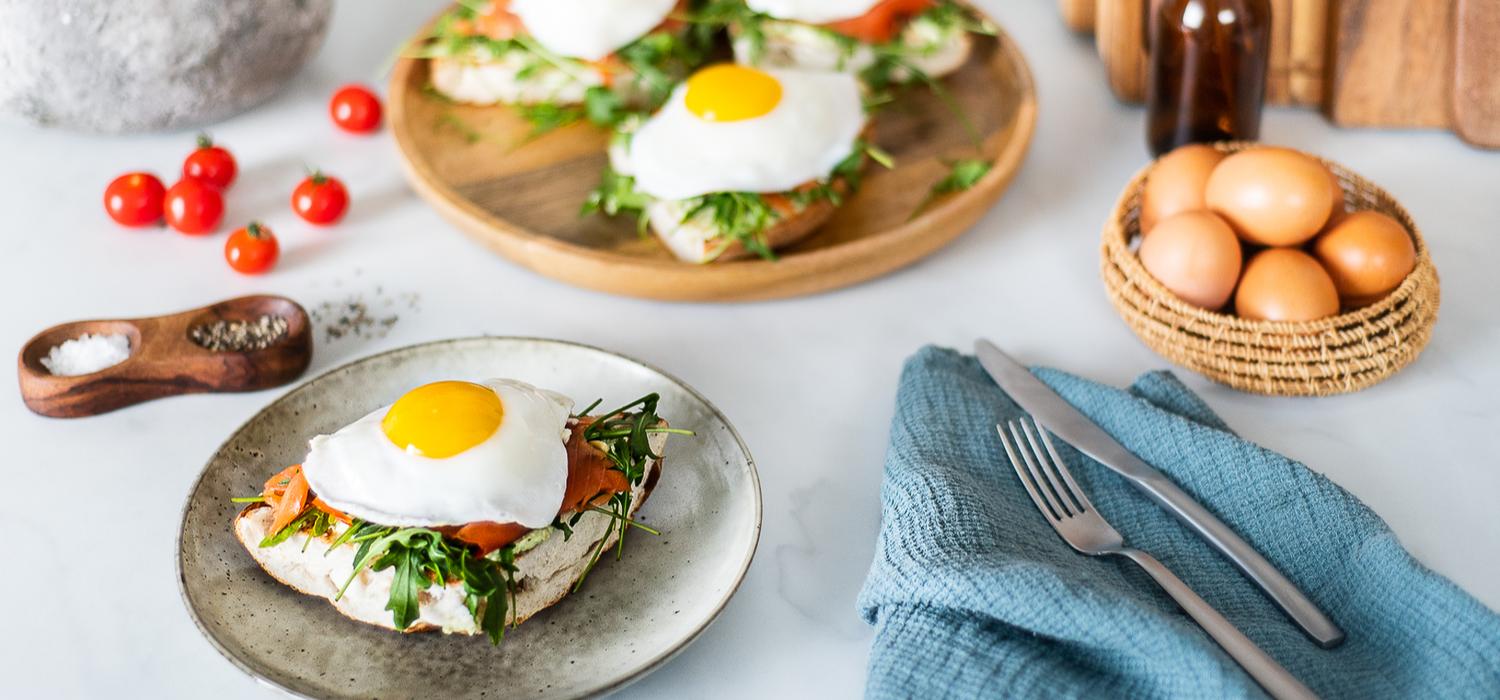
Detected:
left=1146, top=0, right=1272, bottom=156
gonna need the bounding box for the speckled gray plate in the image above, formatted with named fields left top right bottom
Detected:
left=177, top=337, right=761, bottom=699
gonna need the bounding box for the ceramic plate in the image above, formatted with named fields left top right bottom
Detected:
left=178, top=337, right=761, bottom=699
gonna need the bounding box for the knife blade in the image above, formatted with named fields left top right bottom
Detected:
left=975, top=339, right=1345, bottom=648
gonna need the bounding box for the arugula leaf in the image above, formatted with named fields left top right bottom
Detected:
left=933, top=159, right=993, bottom=195
left=582, top=168, right=652, bottom=235
left=387, top=548, right=424, bottom=631
left=479, top=585, right=508, bottom=644
left=258, top=506, right=323, bottom=548
left=514, top=103, right=584, bottom=139
left=693, top=0, right=766, bottom=61
left=911, top=158, right=993, bottom=220
left=583, top=87, right=624, bottom=126
left=323, top=518, right=365, bottom=555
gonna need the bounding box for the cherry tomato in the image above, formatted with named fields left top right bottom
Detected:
left=103, top=172, right=166, bottom=227
left=291, top=170, right=349, bottom=225
left=329, top=85, right=382, bottom=133
left=163, top=178, right=225, bottom=235
left=224, top=222, right=280, bottom=274
left=182, top=133, right=237, bottom=190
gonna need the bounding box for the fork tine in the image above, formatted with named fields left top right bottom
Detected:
left=997, top=425, right=1061, bottom=522
left=1019, top=417, right=1085, bottom=516
left=1006, top=420, right=1072, bottom=518
left=1033, top=420, right=1096, bottom=514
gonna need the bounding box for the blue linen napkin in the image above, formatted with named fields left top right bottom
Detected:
left=858, top=346, right=1500, bottom=699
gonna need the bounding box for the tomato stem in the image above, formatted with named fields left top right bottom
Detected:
left=247, top=221, right=268, bottom=239
left=196, top=133, right=214, bottom=149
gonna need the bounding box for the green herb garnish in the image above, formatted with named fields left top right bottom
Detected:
left=584, top=141, right=888, bottom=262
left=418, top=4, right=712, bottom=140
left=911, top=158, right=993, bottom=220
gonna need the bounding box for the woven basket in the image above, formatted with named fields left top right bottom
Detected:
left=1101, top=143, right=1440, bottom=397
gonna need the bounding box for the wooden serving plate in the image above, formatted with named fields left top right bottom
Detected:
left=389, top=12, right=1037, bottom=301
left=18, top=295, right=313, bottom=418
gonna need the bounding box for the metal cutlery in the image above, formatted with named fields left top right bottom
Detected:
left=974, top=339, right=1344, bottom=648
left=998, top=417, right=1319, bottom=700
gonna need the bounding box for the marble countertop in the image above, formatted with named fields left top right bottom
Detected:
left=2, top=0, right=1496, bottom=696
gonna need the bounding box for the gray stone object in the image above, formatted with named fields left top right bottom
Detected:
left=0, top=0, right=334, bottom=133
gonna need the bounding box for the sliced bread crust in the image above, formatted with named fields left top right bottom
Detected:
left=234, top=431, right=666, bottom=636
left=731, top=17, right=973, bottom=80
left=642, top=186, right=845, bottom=263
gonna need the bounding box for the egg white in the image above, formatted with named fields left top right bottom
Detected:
left=301, top=379, right=575, bottom=529
left=624, top=69, right=866, bottom=201
left=510, top=0, right=677, bottom=61
left=747, top=0, right=883, bottom=24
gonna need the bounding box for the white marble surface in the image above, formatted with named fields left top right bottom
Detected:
left=1, top=1, right=1497, bottom=697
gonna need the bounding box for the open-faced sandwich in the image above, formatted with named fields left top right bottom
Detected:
left=234, top=379, right=682, bottom=643
left=585, top=63, right=887, bottom=262
left=424, top=0, right=708, bottom=121
left=712, top=0, right=992, bottom=88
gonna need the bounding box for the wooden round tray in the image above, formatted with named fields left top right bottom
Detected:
left=389, top=13, right=1036, bottom=302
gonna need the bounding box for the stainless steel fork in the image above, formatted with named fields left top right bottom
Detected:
left=997, top=416, right=1318, bottom=700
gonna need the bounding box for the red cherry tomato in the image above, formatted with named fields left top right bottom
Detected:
left=329, top=85, right=382, bottom=133
left=182, top=133, right=237, bottom=190
left=163, top=178, right=224, bottom=235
left=291, top=170, right=349, bottom=225
left=225, top=222, right=280, bottom=274
left=103, top=172, right=166, bottom=227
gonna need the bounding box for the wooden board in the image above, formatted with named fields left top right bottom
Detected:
left=1453, top=0, right=1500, bottom=148
left=1325, top=0, right=1455, bottom=128
left=1095, top=0, right=1147, bottom=103
left=389, top=18, right=1036, bottom=302
left=1060, top=0, right=1095, bottom=32
left=1267, top=0, right=1294, bottom=103
left=1287, top=0, right=1328, bottom=105
left=1075, top=0, right=1499, bottom=147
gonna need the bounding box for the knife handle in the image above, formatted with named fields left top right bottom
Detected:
left=1129, top=472, right=1345, bottom=648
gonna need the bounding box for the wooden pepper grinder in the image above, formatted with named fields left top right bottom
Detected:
left=1147, top=0, right=1272, bottom=155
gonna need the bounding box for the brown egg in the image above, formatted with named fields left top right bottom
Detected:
left=1235, top=248, right=1341, bottom=322
left=1139, top=211, right=1243, bottom=309
left=1312, top=211, right=1416, bottom=305
left=1206, top=147, right=1335, bottom=246
left=1141, top=144, right=1226, bottom=235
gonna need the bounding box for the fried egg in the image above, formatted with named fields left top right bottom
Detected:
left=747, top=0, right=883, bottom=23
left=621, top=64, right=866, bottom=201
left=509, top=0, right=678, bottom=61
left=301, top=379, right=574, bottom=529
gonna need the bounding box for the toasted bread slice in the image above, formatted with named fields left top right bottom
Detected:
left=731, top=16, right=972, bottom=80
left=234, top=430, right=666, bottom=636
left=606, top=135, right=859, bottom=263
left=640, top=186, right=845, bottom=263
left=430, top=51, right=606, bottom=106
left=430, top=50, right=662, bottom=107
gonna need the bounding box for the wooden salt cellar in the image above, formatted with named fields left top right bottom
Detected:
left=18, top=295, right=312, bottom=418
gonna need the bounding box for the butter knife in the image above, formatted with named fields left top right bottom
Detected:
left=975, top=339, right=1345, bottom=648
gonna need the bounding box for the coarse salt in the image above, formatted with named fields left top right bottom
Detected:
left=40, top=333, right=131, bottom=376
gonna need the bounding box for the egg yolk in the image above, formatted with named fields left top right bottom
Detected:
left=380, top=381, right=503, bottom=458
left=684, top=64, right=782, bottom=122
